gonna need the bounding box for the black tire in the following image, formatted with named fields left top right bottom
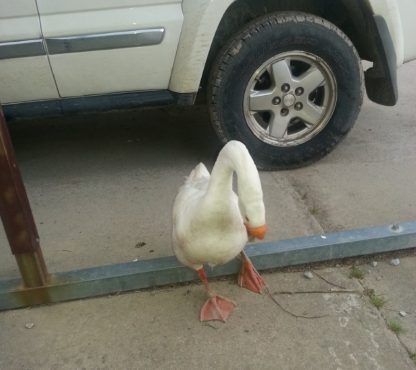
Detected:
left=208, top=12, right=364, bottom=170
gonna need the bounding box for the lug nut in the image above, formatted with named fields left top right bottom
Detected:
left=295, top=87, right=304, bottom=96
left=281, top=108, right=289, bottom=116
left=294, top=102, right=303, bottom=111
left=281, top=83, right=290, bottom=93
left=272, top=97, right=281, bottom=105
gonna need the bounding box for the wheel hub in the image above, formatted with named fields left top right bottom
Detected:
left=282, top=93, right=296, bottom=107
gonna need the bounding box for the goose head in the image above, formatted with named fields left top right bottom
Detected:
left=239, top=195, right=267, bottom=240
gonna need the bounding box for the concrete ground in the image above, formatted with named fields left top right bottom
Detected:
left=1, top=61, right=416, bottom=369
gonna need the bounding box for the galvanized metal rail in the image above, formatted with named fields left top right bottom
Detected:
left=0, top=106, right=415, bottom=311
left=1, top=222, right=416, bottom=311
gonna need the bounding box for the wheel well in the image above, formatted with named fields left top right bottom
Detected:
left=200, top=0, right=378, bottom=92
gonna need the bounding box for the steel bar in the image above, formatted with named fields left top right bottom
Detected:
left=1, top=221, right=415, bottom=311
left=0, top=108, right=48, bottom=287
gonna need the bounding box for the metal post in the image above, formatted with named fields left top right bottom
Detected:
left=0, top=107, right=48, bottom=287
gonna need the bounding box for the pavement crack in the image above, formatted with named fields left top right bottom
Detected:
left=270, top=173, right=325, bottom=233
left=357, top=278, right=416, bottom=368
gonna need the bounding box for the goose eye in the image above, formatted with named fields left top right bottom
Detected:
left=245, top=216, right=250, bottom=222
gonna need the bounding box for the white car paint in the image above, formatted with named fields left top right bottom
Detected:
left=0, top=1, right=41, bottom=42
left=368, top=0, right=405, bottom=65
left=369, top=0, right=416, bottom=63
left=169, top=0, right=235, bottom=93
left=0, top=0, right=58, bottom=103
left=37, top=0, right=183, bottom=97
left=396, top=0, right=416, bottom=62
left=0, top=0, right=415, bottom=103
left=169, top=0, right=414, bottom=94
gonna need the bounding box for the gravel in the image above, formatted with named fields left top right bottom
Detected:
left=303, top=271, right=314, bottom=279
left=390, top=258, right=400, bottom=266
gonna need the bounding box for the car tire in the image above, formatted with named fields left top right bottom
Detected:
left=208, top=12, right=364, bottom=169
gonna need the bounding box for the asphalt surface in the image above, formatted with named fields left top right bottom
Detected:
left=0, top=61, right=415, bottom=369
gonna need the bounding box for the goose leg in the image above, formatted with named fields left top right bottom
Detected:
left=238, top=251, right=266, bottom=294
left=197, top=268, right=236, bottom=322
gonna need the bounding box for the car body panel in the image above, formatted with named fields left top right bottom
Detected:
left=368, top=0, right=405, bottom=65
left=0, top=0, right=59, bottom=103
left=370, top=0, right=416, bottom=63
left=396, top=0, right=416, bottom=62
left=0, top=1, right=41, bottom=42
left=169, top=0, right=235, bottom=93
left=37, top=0, right=183, bottom=97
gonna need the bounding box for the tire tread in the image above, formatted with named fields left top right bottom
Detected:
left=208, top=12, right=363, bottom=169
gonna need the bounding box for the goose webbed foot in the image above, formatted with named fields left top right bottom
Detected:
left=200, top=295, right=236, bottom=322
left=238, top=251, right=266, bottom=294
left=197, top=267, right=236, bottom=322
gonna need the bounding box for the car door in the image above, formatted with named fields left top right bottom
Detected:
left=0, top=0, right=58, bottom=104
left=36, top=0, right=183, bottom=98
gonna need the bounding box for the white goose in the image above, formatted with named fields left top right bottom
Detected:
left=172, top=140, right=267, bottom=322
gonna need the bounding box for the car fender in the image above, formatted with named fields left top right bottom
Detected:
left=169, top=0, right=235, bottom=94
left=367, top=0, right=404, bottom=65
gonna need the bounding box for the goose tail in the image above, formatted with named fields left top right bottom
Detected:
left=186, top=163, right=210, bottom=183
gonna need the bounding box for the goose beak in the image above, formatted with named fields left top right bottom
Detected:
left=245, top=224, right=267, bottom=240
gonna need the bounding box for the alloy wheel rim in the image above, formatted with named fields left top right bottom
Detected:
left=243, top=51, right=337, bottom=147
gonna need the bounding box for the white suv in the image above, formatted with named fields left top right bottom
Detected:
left=2, top=0, right=416, bottom=169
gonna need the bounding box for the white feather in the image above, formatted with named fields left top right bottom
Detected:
left=172, top=141, right=265, bottom=270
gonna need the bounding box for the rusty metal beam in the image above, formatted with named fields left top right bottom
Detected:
left=0, top=108, right=48, bottom=287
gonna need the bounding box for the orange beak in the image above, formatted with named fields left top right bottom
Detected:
left=245, top=224, right=268, bottom=240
